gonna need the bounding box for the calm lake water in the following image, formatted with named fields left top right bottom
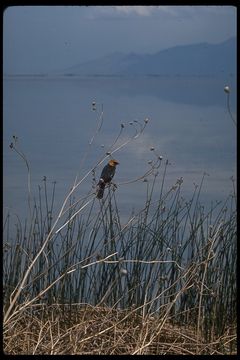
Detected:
left=3, top=75, right=236, bottom=224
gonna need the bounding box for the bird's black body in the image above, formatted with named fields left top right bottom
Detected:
left=100, top=163, right=116, bottom=183
left=96, top=159, right=119, bottom=199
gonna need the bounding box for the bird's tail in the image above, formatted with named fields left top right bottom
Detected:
left=96, top=179, right=105, bottom=199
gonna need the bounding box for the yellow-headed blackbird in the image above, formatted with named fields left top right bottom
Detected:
left=96, top=159, right=119, bottom=199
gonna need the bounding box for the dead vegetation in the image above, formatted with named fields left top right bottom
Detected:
left=3, top=304, right=236, bottom=355
left=4, top=115, right=237, bottom=356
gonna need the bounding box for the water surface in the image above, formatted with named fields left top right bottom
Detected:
left=3, top=75, right=236, bottom=224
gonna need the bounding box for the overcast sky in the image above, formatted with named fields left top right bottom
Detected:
left=3, top=5, right=236, bottom=74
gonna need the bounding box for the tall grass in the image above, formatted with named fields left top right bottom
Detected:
left=3, top=104, right=236, bottom=354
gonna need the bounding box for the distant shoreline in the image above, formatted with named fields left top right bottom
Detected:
left=3, top=73, right=236, bottom=79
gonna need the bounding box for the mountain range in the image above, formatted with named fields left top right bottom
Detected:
left=62, top=37, right=236, bottom=77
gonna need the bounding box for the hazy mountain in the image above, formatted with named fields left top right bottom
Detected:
left=63, top=37, right=236, bottom=76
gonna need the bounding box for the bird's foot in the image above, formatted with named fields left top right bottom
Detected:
left=111, top=182, right=118, bottom=190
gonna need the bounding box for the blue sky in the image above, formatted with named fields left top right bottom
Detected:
left=3, top=5, right=236, bottom=74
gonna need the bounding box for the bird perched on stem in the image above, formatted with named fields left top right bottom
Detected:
left=96, top=159, right=119, bottom=199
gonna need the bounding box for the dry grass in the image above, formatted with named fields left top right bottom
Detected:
left=3, top=304, right=236, bottom=355
left=4, top=112, right=237, bottom=356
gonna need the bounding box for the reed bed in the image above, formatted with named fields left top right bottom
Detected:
left=3, top=107, right=237, bottom=355
left=3, top=304, right=236, bottom=355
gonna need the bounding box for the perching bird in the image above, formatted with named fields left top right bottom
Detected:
left=96, top=159, right=119, bottom=199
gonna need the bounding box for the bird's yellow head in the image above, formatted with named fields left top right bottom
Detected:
left=108, top=159, right=119, bottom=167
